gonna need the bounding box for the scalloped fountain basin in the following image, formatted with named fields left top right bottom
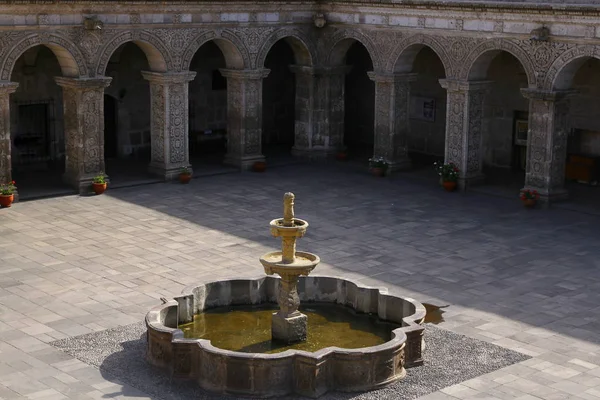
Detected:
left=178, top=302, right=400, bottom=354
left=145, top=275, right=426, bottom=398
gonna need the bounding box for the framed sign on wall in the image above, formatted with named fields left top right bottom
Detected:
left=515, top=120, right=528, bottom=146
left=410, top=97, right=436, bottom=122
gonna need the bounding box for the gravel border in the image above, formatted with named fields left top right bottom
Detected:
left=51, top=322, right=530, bottom=400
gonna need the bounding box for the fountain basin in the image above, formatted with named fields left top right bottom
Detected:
left=260, top=251, right=320, bottom=274
left=145, top=275, right=426, bottom=398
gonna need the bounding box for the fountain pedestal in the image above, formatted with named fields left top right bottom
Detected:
left=259, top=193, right=320, bottom=344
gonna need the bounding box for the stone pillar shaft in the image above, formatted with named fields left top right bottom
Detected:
left=55, top=77, right=112, bottom=194
left=368, top=72, right=416, bottom=173
left=439, top=79, right=491, bottom=190
left=142, top=71, right=196, bottom=180
left=289, top=65, right=315, bottom=157
left=219, top=69, right=269, bottom=169
left=0, top=82, right=18, bottom=188
left=521, top=89, right=574, bottom=203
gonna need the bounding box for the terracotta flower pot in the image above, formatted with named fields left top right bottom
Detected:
left=92, top=182, right=107, bottom=195
left=179, top=174, right=192, bottom=184
left=442, top=181, right=457, bottom=192
left=522, top=198, right=537, bottom=208
left=0, top=194, right=14, bottom=208
left=371, top=167, right=385, bottom=177
left=253, top=161, right=267, bottom=173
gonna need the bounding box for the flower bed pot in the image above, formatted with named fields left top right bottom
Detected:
left=179, top=174, right=192, bottom=184
left=522, top=198, right=536, bottom=208
left=442, top=181, right=457, bottom=192
left=0, top=194, right=14, bottom=208
left=253, top=161, right=267, bottom=173
left=92, top=183, right=107, bottom=195
left=371, top=167, right=385, bottom=177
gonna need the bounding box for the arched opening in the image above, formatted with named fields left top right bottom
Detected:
left=394, top=45, right=447, bottom=169
left=10, top=45, right=71, bottom=197
left=556, top=57, right=600, bottom=208
left=469, top=51, right=529, bottom=193
left=262, top=39, right=296, bottom=160
left=103, top=42, right=154, bottom=184
left=343, top=42, right=374, bottom=160
left=188, top=41, right=229, bottom=169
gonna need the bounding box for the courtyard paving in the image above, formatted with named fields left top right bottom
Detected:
left=1, top=163, right=600, bottom=399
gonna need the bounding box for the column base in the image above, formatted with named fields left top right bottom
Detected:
left=63, top=172, right=110, bottom=195
left=458, top=173, right=485, bottom=192
left=523, top=186, right=569, bottom=205
left=291, top=146, right=339, bottom=160
left=385, top=158, right=412, bottom=175
left=148, top=163, right=190, bottom=181
left=224, top=154, right=265, bottom=171
left=271, top=312, right=307, bottom=344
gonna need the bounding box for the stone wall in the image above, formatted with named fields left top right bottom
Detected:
left=1, top=0, right=600, bottom=200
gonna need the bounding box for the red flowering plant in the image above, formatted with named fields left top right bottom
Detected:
left=520, top=189, right=539, bottom=201
left=434, top=162, right=459, bottom=182
left=0, top=181, right=16, bottom=195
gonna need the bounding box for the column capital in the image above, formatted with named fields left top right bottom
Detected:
left=219, top=68, right=270, bottom=80
left=288, top=64, right=314, bottom=75
left=141, top=71, right=196, bottom=84
left=439, top=79, right=493, bottom=92
left=54, top=77, right=112, bottom=90
left=367, top=72, right=418, bottom=83
left=0, top=81, right=19, bottom=94
left=520, top=88, right=577, bottom=102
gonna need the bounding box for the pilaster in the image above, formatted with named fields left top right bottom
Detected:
left=0, top=82, right=18, bottom=195
left=142, top=71, right=196, bottom=180
left=54, top=77, right=112, bottom=194
left=520, top=88, right=575, bottom=203
left=219, top=69, right=270, bottom=169
left=368, top=72, right=417, bottom=174
left=439, top=79, right=491, bottom=191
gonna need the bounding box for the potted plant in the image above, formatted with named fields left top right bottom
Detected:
left=369, top=157, right=388, bottom=177
left=520, top=189, right=539, bottom=208
left=179, top=167, right=192, bottom=184
left=434, top=162, right=459, bottom=191
left=253, top=161, right=267, bottom=173
left=92, top=174, right=107, bottom=195
left=0, top=181, right=17, bottom=208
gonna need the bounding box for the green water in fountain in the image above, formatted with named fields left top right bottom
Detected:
left=178, top=303, right=400, bottom=354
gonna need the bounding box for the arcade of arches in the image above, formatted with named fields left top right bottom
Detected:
left=1, top=30, right=600, bottom=205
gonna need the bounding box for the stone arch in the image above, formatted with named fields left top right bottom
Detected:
left=387, top=35, right=452, bottom=76
left=1, top=33, right=88, bottom=80
left=462, top=39, right=536, bottom=86
left=182, top=30, right=249, bottom=70
left=545, top=45, right=599, bottom=90
left=256, top=29, right=316, bottom=67
left=327, top=29, right=380, bottom=69
left=95, top=31, right=172, bottom=76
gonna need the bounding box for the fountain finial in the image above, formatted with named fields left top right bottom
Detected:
left=283, top=192, right=295, bottom=227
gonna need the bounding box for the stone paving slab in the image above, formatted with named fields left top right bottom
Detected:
left=50, top=321, right=530, bottom=400
left=2, top=164, right=600, bottom=399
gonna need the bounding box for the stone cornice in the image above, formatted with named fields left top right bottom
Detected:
left=520, top=88, right=578, bottom=101
left=54, top=76, right=112, bottom=89
left=141, top=71, right=196, bottom=84
left=439, top=79, right=493, bottom=92
left=219, top=68, right=270, bottom=80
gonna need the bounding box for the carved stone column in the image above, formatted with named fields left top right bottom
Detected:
left=520, top=89, right=574, bottom=203
left=368, top=72, right=416, bottom=173
left=289, top=65, right=315, bottom=158
left=0, top=82, right=18, bottom=192
left=219, top=69, right=270, bottom=170
left=55, top=77, right=112, bottom=194
left=439, top=79, right=491, bottom=190
left=142, top=71, right=196, bottom=180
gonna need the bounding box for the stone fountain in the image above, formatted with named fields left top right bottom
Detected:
left=145, top=192, right=427, bottom=398
left=259, top=192, right=320, bottom=343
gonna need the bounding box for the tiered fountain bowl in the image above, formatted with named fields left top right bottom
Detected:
left=145, top=193, right=426, bottom=398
